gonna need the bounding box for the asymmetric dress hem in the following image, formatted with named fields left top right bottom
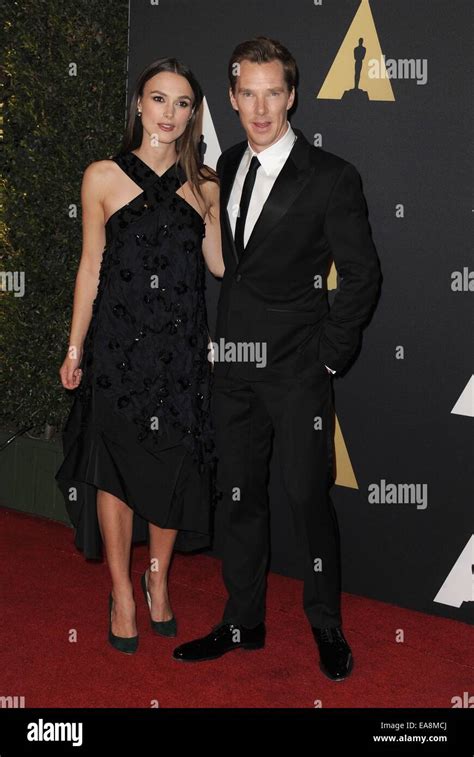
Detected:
left=55, top=151, right=217, bottom=561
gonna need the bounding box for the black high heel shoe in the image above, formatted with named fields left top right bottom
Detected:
left=141, top=569, right=177, bottom=637
left=108, top=592, right=139, bottom=654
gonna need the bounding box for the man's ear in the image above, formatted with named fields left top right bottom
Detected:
left=287, top=87, right=295, bottom=110
left=229, top=86, right=238, bottom=112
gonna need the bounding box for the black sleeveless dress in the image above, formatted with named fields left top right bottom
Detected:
left=55, top=151, right=217, bottom=559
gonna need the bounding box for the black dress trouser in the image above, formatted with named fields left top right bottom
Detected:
left=212, top=363, right=342, bottom=630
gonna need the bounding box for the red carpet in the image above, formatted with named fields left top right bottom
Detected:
left=1, top=507, right=472, bottom=708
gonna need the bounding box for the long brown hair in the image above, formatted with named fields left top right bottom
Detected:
left=120, top=57, right=218, bottom=207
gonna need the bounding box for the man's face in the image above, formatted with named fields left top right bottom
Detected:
left=229, top=59, right=295, bottom=152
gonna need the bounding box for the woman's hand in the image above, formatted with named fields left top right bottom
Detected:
left=59, top=345, right=84, bottom=389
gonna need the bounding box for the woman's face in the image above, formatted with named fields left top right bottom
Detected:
left=137, top=71, right=195, bottom=146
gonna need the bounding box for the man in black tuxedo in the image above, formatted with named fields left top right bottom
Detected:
left=173, top=37, right=381, bottom=680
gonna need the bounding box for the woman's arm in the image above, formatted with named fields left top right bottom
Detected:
left=201, top=179, right=225, bottom=278
left=59, top=162, right=107, bottom=389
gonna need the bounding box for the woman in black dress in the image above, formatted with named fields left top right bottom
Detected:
left=55, top=58, right=223, bottom=654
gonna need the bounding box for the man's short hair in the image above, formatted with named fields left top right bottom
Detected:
left=228, top=36, right=298, bottom=93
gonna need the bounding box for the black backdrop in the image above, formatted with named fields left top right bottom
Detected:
left=128, top=0, right=473, bottom=624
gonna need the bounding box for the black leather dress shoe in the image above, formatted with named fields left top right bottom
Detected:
left=173, top=622, right=265, bottom=662
left=312, top=626, right=353, bottom=681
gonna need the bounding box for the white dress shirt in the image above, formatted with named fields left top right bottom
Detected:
left=228, top=121, right=297, bottom=245
left=227, top=122, right=336, bottom=374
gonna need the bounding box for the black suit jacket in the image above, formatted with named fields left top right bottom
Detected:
left=213, top=128, right=382, bottom=380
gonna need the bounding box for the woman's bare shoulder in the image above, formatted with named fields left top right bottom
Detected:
left=83, top=158, right=121, bottom=182
left=80, top=159, right=124, bottom=202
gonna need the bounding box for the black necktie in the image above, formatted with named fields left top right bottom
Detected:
left=234, top=156, right=260, bottom=258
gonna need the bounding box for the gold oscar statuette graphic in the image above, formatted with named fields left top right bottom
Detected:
left=334, top=416, right=358, bottom=489
left=317, top=0, right=395, bottom=102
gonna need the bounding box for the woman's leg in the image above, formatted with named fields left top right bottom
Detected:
left=97, top=490, right=137, bottom=637
left=147, top=524, right=178, bottom=621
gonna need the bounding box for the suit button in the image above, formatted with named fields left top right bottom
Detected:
left=234, top=273, right=242, bottom=282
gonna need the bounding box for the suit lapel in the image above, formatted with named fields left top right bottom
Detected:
left=243, top=130, right=315, bottom=260
left=220, top=129, right=315, bottom=267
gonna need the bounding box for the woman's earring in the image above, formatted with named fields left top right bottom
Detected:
left=137, top=110, right=142, bottom=117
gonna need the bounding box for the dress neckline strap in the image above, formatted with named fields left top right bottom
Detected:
left=112, top=151, right=187, bottom=192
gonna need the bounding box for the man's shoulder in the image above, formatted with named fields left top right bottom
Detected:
left=216, top=130, right=359, bottom=182
left=312, top=145, right=350, bottom=170
left=221, top=139, right=248, bottom=159
left=307, top=143, right=353, bottom=174
left=216, top=140, right=247, bottom=173
left=292, top=128, right=355, bottom=175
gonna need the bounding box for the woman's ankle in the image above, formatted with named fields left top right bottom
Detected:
left=147, top=568, right=168, bottom=591
left=111, top=582, right=135, bottom=600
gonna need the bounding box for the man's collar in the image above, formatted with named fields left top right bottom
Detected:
left=246, top=121, right=297, bottom=174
